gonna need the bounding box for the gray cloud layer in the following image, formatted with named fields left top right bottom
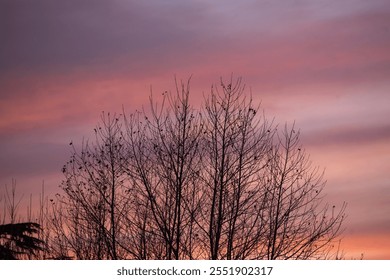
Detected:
left=1, top=0, right=211, bottom=74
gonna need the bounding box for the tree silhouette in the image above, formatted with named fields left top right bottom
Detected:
left=54, top=114, right=130, bottom=259
left=53, top=77, right=346, bottom=259
left=0, top=222, right=43, bottom=259
left=123, top=79, right=204, bottom=259
left=0, top=181, right=44, bottom=259
left=200, top=78, right=274, bottom=259
left=260, top=124, right=345, bottom=259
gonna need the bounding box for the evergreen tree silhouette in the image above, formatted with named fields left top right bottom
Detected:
left=0, top=222, right=43, bottom=259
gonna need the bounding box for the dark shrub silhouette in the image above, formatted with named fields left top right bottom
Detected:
left=0, top=222, right=43, bottom=259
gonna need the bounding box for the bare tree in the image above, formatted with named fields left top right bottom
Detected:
left=57, top=113, right=132, bottom=259
left=198, top=78, right=274, bottom=259
left=123, top=79, right=204, bottom=259
left=258, top=124, right=346, bottom=259
left=53, top=76, right=345, bottom=260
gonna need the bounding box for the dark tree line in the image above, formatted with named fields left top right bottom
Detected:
left=1, top=77, right=346, bottom=260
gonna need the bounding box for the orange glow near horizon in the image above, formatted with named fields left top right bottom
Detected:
left=341, top=234, right=390, bottom=260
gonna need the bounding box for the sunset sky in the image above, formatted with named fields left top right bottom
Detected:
left=1, top=0, right=389, bottom=259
